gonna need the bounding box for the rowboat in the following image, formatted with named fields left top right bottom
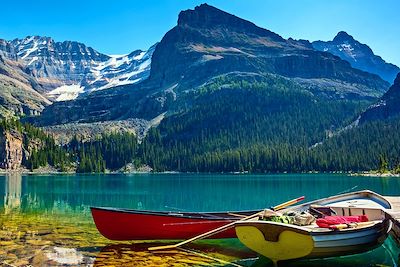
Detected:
left=235, top=190, right=392, bottom=264
left=90, top=207, right=261, bottom=240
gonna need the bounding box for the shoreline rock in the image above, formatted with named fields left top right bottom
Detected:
left=350, top=172, right=400, bottom=177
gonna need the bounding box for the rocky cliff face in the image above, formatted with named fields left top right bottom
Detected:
left=359, top=73, right=400, bottom=123
left=0, top=55, right=51, bottom=118
left=0, top=130, right=23, bottom=170
left=0, top=39, right=16, bottom=59
left=313, top=31, right=400, bottom=83
left=35, top=4, right=389, bottom=126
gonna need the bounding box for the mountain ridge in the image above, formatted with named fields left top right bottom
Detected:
left=0, top=36, right=156, bottom=102
left=313, top=31, right=400, bottom=83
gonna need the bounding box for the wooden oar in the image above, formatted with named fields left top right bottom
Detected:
left=148, top=196, right=305, bottom=251
left=271, top=196, right=305, bottom=211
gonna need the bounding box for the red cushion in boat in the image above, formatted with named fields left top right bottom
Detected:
left=316, top=215, right=369, bottom=228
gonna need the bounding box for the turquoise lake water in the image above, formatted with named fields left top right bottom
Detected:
left=0, top=173, right=399, bottom=266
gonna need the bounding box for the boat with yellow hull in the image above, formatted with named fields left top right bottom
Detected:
left=235, top=190, right=392, bottom=264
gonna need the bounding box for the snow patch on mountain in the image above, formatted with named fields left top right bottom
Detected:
left=86, top=45, right=155, bottom=93
left=47, top=84, right=84, bottom=102
left=27, top=56, right=38, bottom=65
left=133, top=51, right=146, bottom=60
left=18, top=37, right=39, bottom=59
left=338, top=43, right=356, bottom=61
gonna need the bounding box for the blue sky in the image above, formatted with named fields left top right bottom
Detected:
left=1, top=0, right=399, bottom=66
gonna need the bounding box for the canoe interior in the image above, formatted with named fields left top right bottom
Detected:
left=284, top=190, right=392, bottom=213
left=235, top=190, right=393, bottom=262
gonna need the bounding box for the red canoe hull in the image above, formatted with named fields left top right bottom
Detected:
left=91, top=207, right=260, bottom=240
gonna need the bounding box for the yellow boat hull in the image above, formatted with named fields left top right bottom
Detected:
left=235, top=219, right=391, bottom=263
left=235, top=223, right=314, bottom=262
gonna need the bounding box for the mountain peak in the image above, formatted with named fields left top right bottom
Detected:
left=333, top=31, right=355, bottom=43
left=12, top=35, right=54, bottom=46
left=313, top=31, right=399, bottom=83
left=177, top=3, right=284, bottom=42
left=178, top=4, right=251, bottom=28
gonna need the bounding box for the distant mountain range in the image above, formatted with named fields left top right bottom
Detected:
left=35, top=4, right=390, bottom=127
left=0, top=5, right=398, bottom=120
left=313, top=31, right=399, bottom=83
left=0, top=36, right=155, bottom=107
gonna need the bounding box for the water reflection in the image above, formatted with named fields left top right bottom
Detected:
left=4, top=173, right=22, bottom=214
left=1, top=173, right=400, bottom=213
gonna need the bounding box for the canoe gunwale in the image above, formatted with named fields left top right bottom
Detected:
left=235, top=218, right=388, bottom=235
left=282, top=190, right=392, bottom=214
left=90, top=206, right=262, bottom=220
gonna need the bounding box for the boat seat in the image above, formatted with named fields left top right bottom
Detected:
left=301, top=219, right=382, bottom=232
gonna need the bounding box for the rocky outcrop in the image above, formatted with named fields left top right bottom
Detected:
left=0, top=129, right=23, bottom=170
left=43, top=118, right=151, bottom=144
left=359, top=73, right=400, bottom=123
left=0, top=56, right=51, bottom=118
left=0, top=39, right=16, bottom=59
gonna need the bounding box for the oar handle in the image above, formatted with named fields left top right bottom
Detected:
left=272, top=196, right=305, bottom=211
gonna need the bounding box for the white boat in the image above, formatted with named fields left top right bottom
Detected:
left=235, top=190, right=392, bottom=264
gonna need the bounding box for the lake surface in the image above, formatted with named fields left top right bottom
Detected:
left=0, top=173, right=399, bottom=266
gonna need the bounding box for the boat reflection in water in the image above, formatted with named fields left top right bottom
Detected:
left=92, top=236, right=399, bottom=267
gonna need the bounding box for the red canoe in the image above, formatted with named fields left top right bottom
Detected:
left=91, top=207, right=261, bottom=240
